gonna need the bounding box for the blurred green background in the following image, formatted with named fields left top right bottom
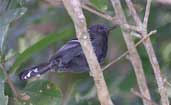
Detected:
left=0, top=0, right=171, bottom=105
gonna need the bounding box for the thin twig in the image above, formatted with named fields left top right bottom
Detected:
left=143, top=0, right=152, bottom=28
left=163, top=78, right=171, bottom=87
left=62, top=0, right=114, bottom=105
left=102, top=30, right=156, bottom=71
left=4, top=53, right=18, bottom=62
left=42, top=0, right=119, bottom=26
left=125, top=0, right=170, bottom=105
left=125, top=0, right=142, bottom=25
left=124, top=24, right=141, bottom=32
left=102, top=50, right=127, bottom=71
left=81, top=5, right=113, bottom=21
left=110, top=0, right=152, bottom=105
left=81, top=5, right=119, bottom=26
left=131, top=89, right=159, bottom=105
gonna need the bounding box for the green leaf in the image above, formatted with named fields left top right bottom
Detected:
left=10, top=27, right=74, bottom=74
left=119, top=70, right=136, bottom=92
left=16, top=80, right=61, bottom=105
left=0, top=73, right=8, bottom=105
left=0, top=7, right=27, bottom=55
left=89, top=0, right=108, bottom=12
left=0, top=7, right=27, bottom=26
left=0, top=25, right=9, bottom=54
left=161, top=43, right=171, bottom=63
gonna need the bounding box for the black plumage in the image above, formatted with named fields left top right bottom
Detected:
left=19, top=24, right=112, bottom=80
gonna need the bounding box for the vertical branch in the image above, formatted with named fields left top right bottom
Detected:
left=131, top=89, right=159, bottom=105
left=110, top=0, right=152, bottom=105
left=125, top=0, right=170, bottom=105
left=143, top=0, right=152, bottom=28
left=143, top=37, right=170, bottom=105
left=62, top=0, right=114, bottom=105
left=125, top=0, right=142, bottom=25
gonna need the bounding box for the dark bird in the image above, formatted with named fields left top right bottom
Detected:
left=19, top=24, right=114, bottom=80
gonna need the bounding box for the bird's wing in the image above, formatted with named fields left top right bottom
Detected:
left=51, top=39, right=83, bottom=64
left=57, top=39, right=81, bottom=54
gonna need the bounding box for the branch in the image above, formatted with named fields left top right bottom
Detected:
left=102, top=30, right=156, bottom=71
left=143, top=0, right=152, bottom=28
left=157, top=0, right=171, bottom=5
left=42, top=0, right=119, bottom=26
left=81, top=5, right=119, bottom=26
left=124, top=24, right=141, bottom=32
left=41, top=0, right=169, bottom=104
left=125, top=0, right=142, bottom=25
left=125, top=0, right=170, bottom=105
left=81, top=4, right=113, bottom=21
left=131, top=89, right=159, bottom=105
left=110, top=0, right=152, bottom=105
left=62, top=0, right=114, bottom=105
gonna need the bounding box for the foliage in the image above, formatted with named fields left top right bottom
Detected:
left=0, top=0, right=171, bottom=105
left=16, top=80, right=61, bottom=105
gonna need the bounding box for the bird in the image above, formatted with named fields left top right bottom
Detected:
left=19, top=24, right=114, bottom=80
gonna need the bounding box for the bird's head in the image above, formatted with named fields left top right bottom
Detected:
left=88, top=24, right=109, bottom=35
left=88, top=24, right=115, bottom=39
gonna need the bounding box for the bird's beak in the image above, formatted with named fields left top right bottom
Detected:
left=108, top=25, right=117, bottom=32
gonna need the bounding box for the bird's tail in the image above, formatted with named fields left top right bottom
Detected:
left=19, top=62, right=53, bottom=80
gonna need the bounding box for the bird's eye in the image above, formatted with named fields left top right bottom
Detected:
left=91, top=37, right=94, bottom=40
left=100, top=27, right=104, bottom=29
left=100, top=26, right=104, bottom=29
left=98, top=26, right=104, bottom=32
